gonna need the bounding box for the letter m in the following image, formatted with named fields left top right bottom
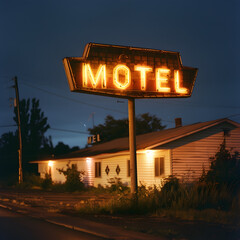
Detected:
left=82, top=63, right=106, bottom=88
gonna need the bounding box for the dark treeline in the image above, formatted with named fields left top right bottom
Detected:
left=0, top=98, right=79, bottom=183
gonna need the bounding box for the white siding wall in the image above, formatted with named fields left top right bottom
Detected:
left=93, top=155, right=130, bottom=187
left=38, top=151, right=172, bottom=188
left=38, top=159, right=92, bottom=185
left=38, top=163, right=49, bottom=179
left=92, top=150, right=171, bottom=188
left=171, top=127, right=240, bottom=181
left=137, top=150, right=171, bottom=187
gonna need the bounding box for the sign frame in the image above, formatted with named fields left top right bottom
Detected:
left=63, top=43, right=198, bottom=99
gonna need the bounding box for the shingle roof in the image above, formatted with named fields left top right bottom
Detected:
left=40, top=118, right=238, bottom=161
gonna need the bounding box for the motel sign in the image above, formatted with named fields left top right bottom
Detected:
left=63, top=43, right=197, bottom=98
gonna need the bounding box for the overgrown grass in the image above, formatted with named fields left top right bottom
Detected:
left=75, top=177, right=240, bottom=225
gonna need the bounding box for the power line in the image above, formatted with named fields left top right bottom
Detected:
left=19, top=80, right=127, bottom=115
left=49, top=127, right=89, bottom=135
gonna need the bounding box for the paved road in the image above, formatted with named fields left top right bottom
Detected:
left=0, top=207, right=104, bottom=240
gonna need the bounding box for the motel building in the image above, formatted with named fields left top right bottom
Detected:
left=32, top=118, right=240, bottom=188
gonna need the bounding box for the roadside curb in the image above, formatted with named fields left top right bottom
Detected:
left=45, top=219, right=113, bottom=240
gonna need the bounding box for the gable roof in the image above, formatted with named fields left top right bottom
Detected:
left=34, top=118, right=239, bottom=162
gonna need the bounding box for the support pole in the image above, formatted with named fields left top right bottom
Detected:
left=128, top=98, right=138, bottom=195
left=14, top=76, right=23, bottom=184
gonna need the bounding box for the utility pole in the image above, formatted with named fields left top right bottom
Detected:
left=14, top=76, right=23, bottom=184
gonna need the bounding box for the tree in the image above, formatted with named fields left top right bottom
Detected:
left=0, top=132, right=19, bottom=182
left=0, top=98, right=51, bottom=180
left=14, top=98, right=50, bottom=155
left=15, top=98, right=50, bottom=173
left=88, top=113, right=165, bottom=143
left=53, top=141, right=80, bottom=157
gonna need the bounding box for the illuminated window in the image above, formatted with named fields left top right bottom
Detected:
left=83, top=63, right=106, bottom=88
left=95, top=162, right=101, bottom=178
left=134, top=66, right=152, bottom=90
left=174, top=70, right=188, bottom=94
left=156, top=68, right=171, bottom=92
left=155, top=157, right=164, bottom=177
left=127, top=160, right=130, bottom=177
left=113, top=65, right=131, bottom=89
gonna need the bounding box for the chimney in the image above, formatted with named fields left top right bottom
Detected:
left=175, top=118, right=182, bottom=128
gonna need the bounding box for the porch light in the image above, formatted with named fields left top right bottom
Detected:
left=48, top=161, right=53, bottom=167
left=145, top=150, right=154, bottom=159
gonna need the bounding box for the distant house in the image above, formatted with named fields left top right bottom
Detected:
left=32, top=118, right=240, bottom=187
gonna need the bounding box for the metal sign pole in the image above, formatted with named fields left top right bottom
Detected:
left=128, top=98, right=138, bottom=195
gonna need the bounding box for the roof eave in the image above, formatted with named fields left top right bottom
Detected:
left=145, top=118, right=237, bottom=149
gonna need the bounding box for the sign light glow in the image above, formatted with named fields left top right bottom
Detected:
left=113, top=65, right=131, bottom=89
left=83, top=63, right=106, bottom=88
left=63, top=43, right=197, bottom=98
left=156, top=68, right=171, bottom=93
left=134, top=66, right=152, bottom=90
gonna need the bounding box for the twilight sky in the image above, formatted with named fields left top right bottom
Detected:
left=0, top=0, right=239, bottom=148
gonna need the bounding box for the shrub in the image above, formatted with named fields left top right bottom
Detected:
left=203, top=142, right=240, bottom=190
left=107, top=177, right=129, bottom=193
left=58, top=163, right=85, bottom=192
left=14, top=173, right=43, bottom=189
left=41, top=173, right=52, bottom=190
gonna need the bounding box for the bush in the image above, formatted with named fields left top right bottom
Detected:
left=107, top=177, right=129, bottom=193
left=203, top=142, right=240, bottom=190
left=58, top=163, right=85, bottom=192
left=41, top=173, right=52, bottom=190
left=14, top=173, right=42, bottom=189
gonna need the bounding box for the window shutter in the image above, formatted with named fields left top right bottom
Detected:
left=127, top=160, right=130, bottom=177
left=160, top=157, right=164, bottom=175
left=155, top=158, right=159, bottom=176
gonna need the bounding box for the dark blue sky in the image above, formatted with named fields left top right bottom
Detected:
left=1, top=0, right=239, bottom=148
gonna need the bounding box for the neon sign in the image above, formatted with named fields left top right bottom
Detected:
left=63, top=43, right=197, bottom=98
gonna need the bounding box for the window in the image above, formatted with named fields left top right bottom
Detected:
left=95, top=162, right=101, bottom=178
left=127, top=160, right=130, bottom=177
left=155, top=157, right=164, bottom=177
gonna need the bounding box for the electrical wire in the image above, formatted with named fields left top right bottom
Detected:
left=19, top=80, right=127, bottom=115
left=49, top=127, right=89, bottom=135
